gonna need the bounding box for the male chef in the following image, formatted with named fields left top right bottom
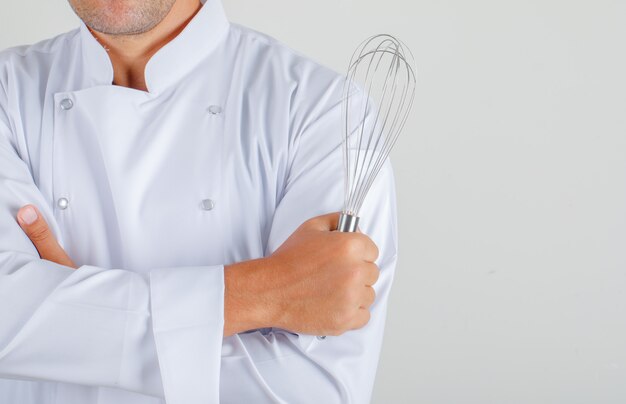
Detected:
left=0, top=0, right=398, bottom=402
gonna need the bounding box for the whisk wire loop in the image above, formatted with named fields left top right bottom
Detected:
left=340, top=34, right=416, bottom=224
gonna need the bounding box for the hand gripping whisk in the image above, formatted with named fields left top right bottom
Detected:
left=337, top=34, right=416, bottom=233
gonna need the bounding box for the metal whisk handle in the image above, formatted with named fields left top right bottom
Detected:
left=337, top=213, right=360, bottom=232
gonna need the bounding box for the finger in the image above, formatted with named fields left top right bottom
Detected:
left=17, top=204, right=77, bottom=268
left=350, top=307, right=371, bottom=330
left=353, top=233, right=379, bottom=263
left=362, top=262, right=380, bottom=286
left=305, top=212, right=341, bottom=232
left=359, top=286, right=376, bottom=309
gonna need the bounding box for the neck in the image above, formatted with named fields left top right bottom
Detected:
left=88, top=0, right=202, bottom=91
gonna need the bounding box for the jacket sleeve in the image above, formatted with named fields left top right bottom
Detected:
left=219, top=77, right=399, bottom=403
left=0, top=94, right=226, bottom=402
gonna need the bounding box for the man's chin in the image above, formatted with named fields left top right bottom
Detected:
left=86, top=21, right=160, bottom=37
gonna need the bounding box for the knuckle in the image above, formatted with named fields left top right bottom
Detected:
left=336, top=292, right=350, bottom=312
left=336, top=263, right=360, bottom=287
left=339, top=304, right=355, bottom=324
left=340, top=285, right=359, bottom=306
left=28, top=225, right=50, bottom=243
left=341, top=236, right=361, bottom=256
left=343, top=264, right=361, bottom=284
left=330, top=313, right=348, bottom=334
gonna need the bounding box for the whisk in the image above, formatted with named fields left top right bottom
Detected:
left=337, top=34, right=416, bottom=233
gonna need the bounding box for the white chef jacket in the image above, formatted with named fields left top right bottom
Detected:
left=0, top=0, right=398, bottom=402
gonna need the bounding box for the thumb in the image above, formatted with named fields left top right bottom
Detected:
left=304, top=212, right=341, bottom=232
left=17, top=204, right=77, bottom=268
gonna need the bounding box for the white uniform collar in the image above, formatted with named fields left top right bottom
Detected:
left=78, top=0, right=230, bottom=94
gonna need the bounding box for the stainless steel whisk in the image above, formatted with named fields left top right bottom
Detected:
left=337, top=34, right=416, bottom=232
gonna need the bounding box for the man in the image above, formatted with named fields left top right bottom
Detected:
left=0, top=0, right=398, bottom=402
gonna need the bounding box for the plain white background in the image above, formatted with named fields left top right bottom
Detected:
left=2, top=1, right=626, bottom=403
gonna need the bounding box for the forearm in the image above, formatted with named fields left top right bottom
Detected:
left=223, top=257, right=278, bottom=337
left=0, top=253, right=164, bottom=397
left=219, top=251, right=398, bottom=404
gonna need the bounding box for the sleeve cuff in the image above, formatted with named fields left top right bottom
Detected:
left=150, top=265, right=225, bottom=404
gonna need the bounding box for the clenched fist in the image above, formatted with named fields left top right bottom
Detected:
left=224, top=212, right=380, bottom=337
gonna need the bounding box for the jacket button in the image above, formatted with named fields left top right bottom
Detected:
left=57, top=197, right=69, bottom=209
left=201, top=199, right=215, bottom=211
left=60, top=98, right=74, bottom=110
left=208, top=105, right=222, bottom=115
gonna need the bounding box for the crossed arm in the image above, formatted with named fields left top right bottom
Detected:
left=5, top=193, right=397, bottom=403
left=15, top=204, right=379, bottom=338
